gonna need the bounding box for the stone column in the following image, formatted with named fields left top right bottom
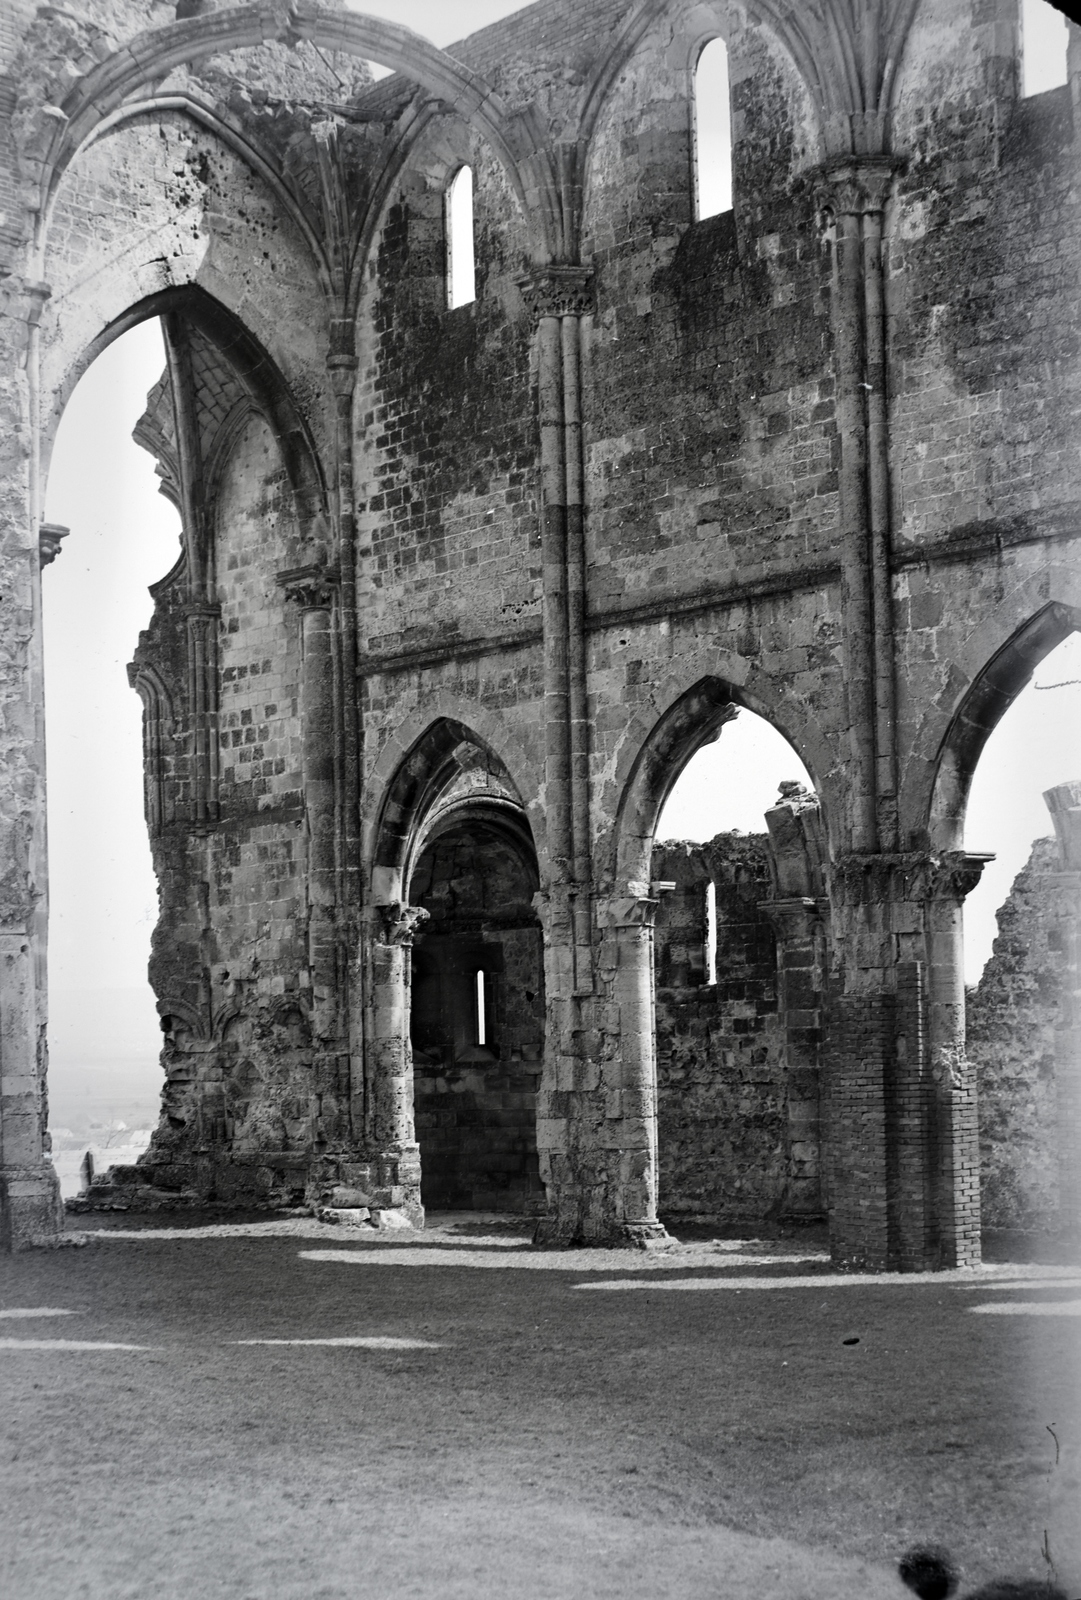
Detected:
left=517, top=266, right=595, bottom=988
left=762, top=782, right=830, bottom=1217
left=598, top=892, right=667, bottom=1243
left=368, top=903, right=428, bottom=1220
left=818, top=159, right=900, bottom=854
left=0, top=274, right=62, bottom=1249
left=277, top=565, right=340, bottom=1042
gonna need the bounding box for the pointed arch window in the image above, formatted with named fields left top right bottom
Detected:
left=1021, top=0, right=1069, bottom=96
left=446, top=164, right=476, bottom=309
left=694, top=37, right=733, bottom=220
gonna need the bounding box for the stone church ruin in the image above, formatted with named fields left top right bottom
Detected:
left=1, top=0, right=1079, bottom=1264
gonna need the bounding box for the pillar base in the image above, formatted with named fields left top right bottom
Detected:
left=1, top=1161, right=63, bottom=1251
left=532, top=1213, right=671, bottom=1249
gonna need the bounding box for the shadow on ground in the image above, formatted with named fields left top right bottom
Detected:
left=1, top=1212, right=1078, bottom=1600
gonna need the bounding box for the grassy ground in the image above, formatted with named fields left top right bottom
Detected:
left=1, top=1214, right=1078, bottom=1600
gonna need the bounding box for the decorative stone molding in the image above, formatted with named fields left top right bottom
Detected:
left=830, top=851, right=993, bottom=907
left=276, top=562, right=337, bottom=610
left=758, top=896, right=827, bottom=942
left=517, top=266, right=595, bottom=322
left=38, top=522, right=69, bottom=568
left=375, top=903, right=429, bottom=946
left=815, top=155, right=901, bottom=219
left=598, top=893, right=659, bottom=930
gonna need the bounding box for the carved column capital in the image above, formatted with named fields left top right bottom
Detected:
left=517, top=266, right=595, bottom=322
left=38, top=522, right=68, bottom=568
left=276, top=563, right=337, bottom=610
left=830, top=850, right=994, bottom=907
left=759, top=896, right=828, bottom=943
left=816, top=156, right=901, bottom=218
left=598, top=891, right=659, bottom=931
left=182, top=601, right=221, bottom=630
left=376, top=903, right=429, bottom=947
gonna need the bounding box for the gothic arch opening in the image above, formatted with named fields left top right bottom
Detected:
left=409, top=802, right=544, bottom=1214
left=43, top=290, right=332, bottom=1209
left=612, top=678, right=823, bottom=1231
left=930, top=605, right=1081, bottom=1241
left=41, top=320, right=181, bottom=1196
left=371, top=721, right=545, bottom=1216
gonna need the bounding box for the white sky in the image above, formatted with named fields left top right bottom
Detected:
left=39, top=0, right=1080, bottom=1126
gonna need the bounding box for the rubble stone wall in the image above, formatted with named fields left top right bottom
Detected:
left=969, top=837, right=1069, bottom=1233
left=652, top=835, right=797, bottom=1223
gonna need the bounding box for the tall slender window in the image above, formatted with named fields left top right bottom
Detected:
left=705, top=880, right=718, bottom=986
left=694, top=38, right=733, bottom=220
left=1021, top=0, right=1069, bottom=96
left=474, top=969, right=487, bottom=1046
left=446, top=164, right=476, bottom=308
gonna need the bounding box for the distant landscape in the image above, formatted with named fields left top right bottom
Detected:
left=47, top=985, right=161, bottom=1196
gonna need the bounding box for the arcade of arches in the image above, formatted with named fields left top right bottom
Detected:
left=1, top=0, right=1079, bottom=1265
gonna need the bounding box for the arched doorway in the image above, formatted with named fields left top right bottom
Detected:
left=652, top=702, right=821, bottom=1229
left=409, top=801, right=544, bottom=1213
left=600, top=675, right=826, bottom=1239
left=367, top=719, right=545, bottom=1220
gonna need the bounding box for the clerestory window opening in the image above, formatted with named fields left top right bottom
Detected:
left=704, top=879, right=718, bottom=986
left=694, top=37, right=734, bottom=221
left=446, top=164, right=476, bottom=309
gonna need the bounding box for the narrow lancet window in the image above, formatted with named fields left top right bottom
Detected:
left=694, top=38, right=733, bottom=220
left=446, top=164, right=476, bottom=308
left=475, top=969, right=487, bottom=1046
left=1021, top=0, right=1069, bottom=96
left=705, top=880, right=718, bottom=986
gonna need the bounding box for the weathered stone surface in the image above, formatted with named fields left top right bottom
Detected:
left=1, top=0, right=1078, bottom=1264
left=969, top=787, right=1081, bottom=1238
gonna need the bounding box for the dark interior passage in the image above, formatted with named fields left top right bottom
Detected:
left=409, top=808, right=544, bottom=1213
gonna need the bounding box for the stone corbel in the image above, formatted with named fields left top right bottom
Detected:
left=276, top=562, right=337, bottom=611
left=376, top=904, right=429, bottom=947
left=38, top=522, right=69, bottom=568
left=517, top=266, right=595, bottom=323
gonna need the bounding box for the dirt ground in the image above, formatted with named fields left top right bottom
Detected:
left=1, top=1213, right=1079, bottom=1600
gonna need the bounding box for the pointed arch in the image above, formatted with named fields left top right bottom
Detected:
left=51, top=93, right=333, bottom=297
left=928, top=601, right=1081, bottom=851
left=29, top=5, right=539, bottom=252
left=594, top=654, right=834, bottom=894
left=51, top=285, right=328, bottom=543
left=368, top=715, right=538, bottom=902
